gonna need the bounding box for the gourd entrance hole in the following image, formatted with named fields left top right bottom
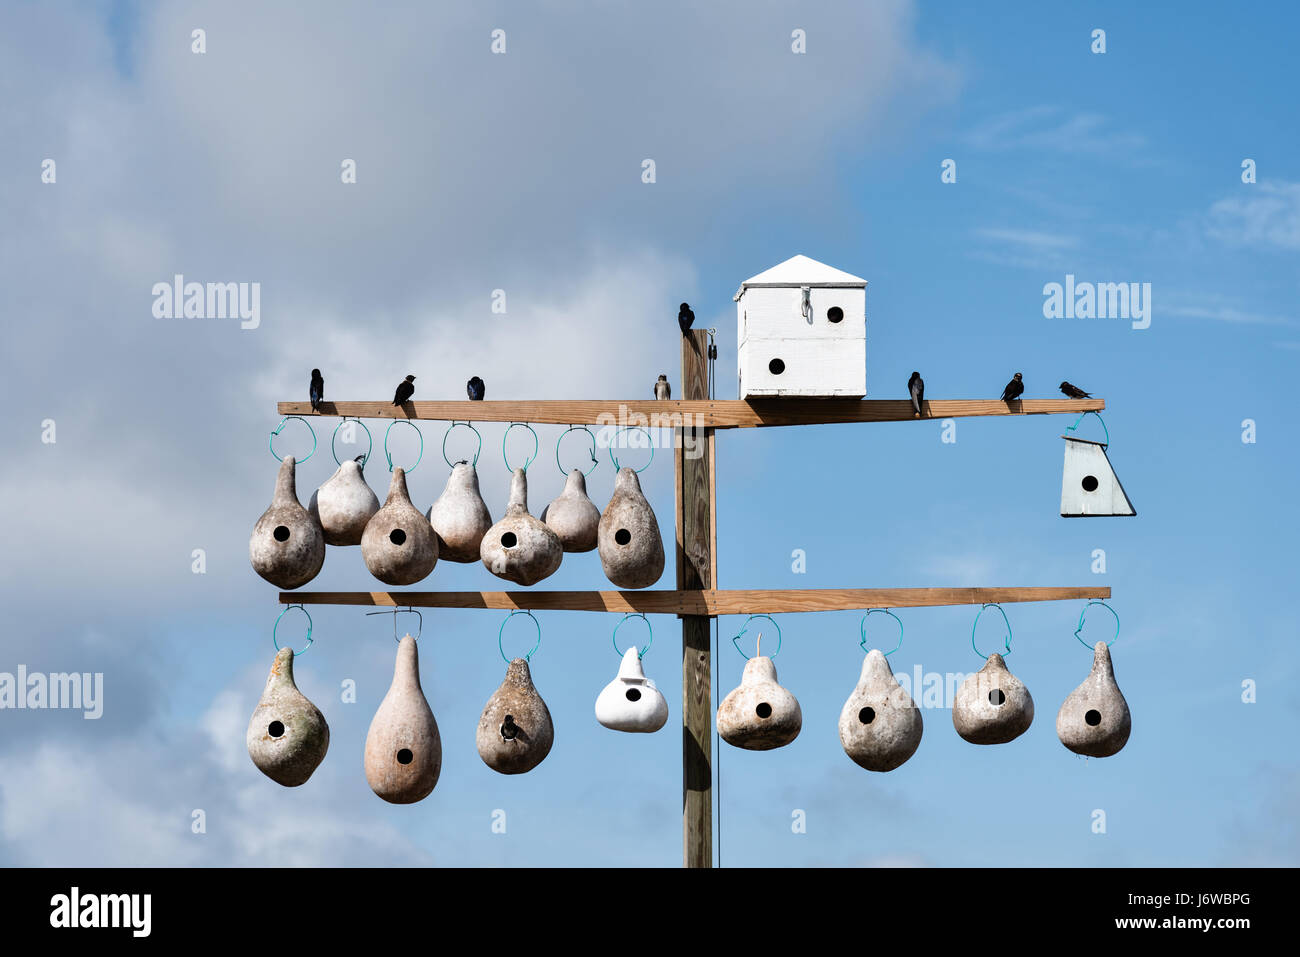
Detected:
left=273, top=526, right=290, bottom=542
left=755, top=702, right=773, bottom=719
left=625, top=688, right=642, bottom=702
left=768, top=358, right=786, bottom=375
left=1085, top=709, right=1102, bottom=726
left=501, top=532, right=517, bottom=548
left=858, top=707, right=875, bottom=724
left=268, top=721, right=285, bottom=738
left=989, top=689, right=1006, bottom=706
left=1081, top=475, right=1099, bottom=492
left=389, top=528, right=407, bottom=546
left=827, top=306, right=844, bottom=323
left=615, top=529, right=631, bottom=545
left=396, top=748, right=413, bottom=765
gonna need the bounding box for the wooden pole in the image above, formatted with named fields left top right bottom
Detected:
left=678, top=329, right=712, bottom=868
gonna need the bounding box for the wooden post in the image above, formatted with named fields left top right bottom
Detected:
left=678, top=329, right=712, bottom=867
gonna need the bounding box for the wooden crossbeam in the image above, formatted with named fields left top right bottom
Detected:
left=278, top=586, right=1110, bottom=615
left=276, top=398, right=1103, bottom=429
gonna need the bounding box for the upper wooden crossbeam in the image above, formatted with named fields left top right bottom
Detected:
left=279, top=586, right=1110, bottom=615
left=276, top=398, right=1103, bottom=429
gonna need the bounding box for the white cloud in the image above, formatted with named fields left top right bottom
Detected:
left=1207, top=181, right=1300, bottom=251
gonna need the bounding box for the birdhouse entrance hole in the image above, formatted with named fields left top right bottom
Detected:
left=858, top=706, right=876, bottom=724
left=268, top=721, right=285, bottom=737
left=396, top=748, right=413, bottom=765
left=614, top=528, right=631, bottom=545
left=1082, top=475, right=1099, bottom=492
left=827, top=306, right=844, bottom=323
left=625, top=688, right=642, bottom=702
left=1085, top=710, right=1102, bottom=726
left=389, top=528, right=406, bottom=546
left=989, top=689, right=1006, bottom=706
left=500, top=532, right=517, bottom=548
left=768, top=358, right=785, bottom=375
left=755, top=702, right=773, bottom=719
left=273, top=525, right=290, bottom=542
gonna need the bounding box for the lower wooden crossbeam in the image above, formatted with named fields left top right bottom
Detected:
left=278, top=586, right=1109, bottom=615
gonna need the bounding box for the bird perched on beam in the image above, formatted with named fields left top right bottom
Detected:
left=654, top=375, right=671, bottom=400
left=309, top=369, right=324, bottom=411
left=1059, top=381, right=1091, bottom=399
left=908, top=371, right=924, bottom=417
left=678, top=302, right=695, bottom=335
left=467, top=376, right=485, bottom=401
left=392, top=374, right=416, bottom=406
left=1000, top=373, right=1024, bottom=402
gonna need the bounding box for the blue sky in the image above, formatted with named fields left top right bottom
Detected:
left=0, top=0, right=1295, bottom=866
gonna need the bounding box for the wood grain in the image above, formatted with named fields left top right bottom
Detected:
left=279, top=586, right=1111, bottom=614
left=277, top=398, right=1104, bottom=429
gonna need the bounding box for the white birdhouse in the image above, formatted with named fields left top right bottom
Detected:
left=734, top=254, right=867, bottom=398
left=1060, top=437, right=1135, bottom=517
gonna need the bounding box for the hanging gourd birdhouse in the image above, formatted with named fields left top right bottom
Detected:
left=477, top=613, right=554, bottom=774
left=838, top=611, right=922, bottom=772
left=1060, top=414, right=1135, bottom=517
left=246, top=615, right=329, bottom=787
left=362, top=467, right=438, bottom=585
left=1056, top=603, right=1131, bottom=757
left=734, top=254, right=868, bottom=398
left=543, top=469, right=601, bottom=553
left=481, top=466, right=563, bottom=586
left=594, top=616, right=669, bottom=733
left=717, top=618, right=801, bottom=750
left=952, top=605, right=1035, bottom=745
left=428, top=461, right=494, bottom=562
left=249, top=454, right=326, bottom=590
left=365, top=631, right=442, bottom=804
left=309, top=457, right=380, bottom=546
left=598, top=459, right=665, bottom=589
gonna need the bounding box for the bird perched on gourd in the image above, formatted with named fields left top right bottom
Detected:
left=907, top=371, right=924, bottom=417
left=467, top=376, right=485, bottom=401
left=392, top=374, right=416, bottom=406
left=678, top=303, right=695, bottom=335
left=309, top=369, right=324, bottom=411
left=1059, top=381, right=1091, bottom=399
left=654, top=375, right=671, bottom=400
left=1000, top=373, right=1024, bottom=402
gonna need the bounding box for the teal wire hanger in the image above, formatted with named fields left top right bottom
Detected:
left=732, top=615, right=781, bottom=660
left=557, top=425, right=599, bottom=477
left=609, top=427, right=655, bottom=473
left=1064, top=410, right=1109, bottom=447
left=331, top=417, right=372, bottom=468
left=860, top=608, right=904, bottom=657
left=273, top=604, right=313, bottom=656
left=1074, top=600, right=1120, bottom=650
left=269, top=416, right=317, bottom=464
left=971, top=603, right=1013, bottom=659
left=498, top=609, right=542, bottom=663
left=503, top=422, right=539, bottom=472
left=442, top=421, right=482, bottom=468
left=384, top=419, right=424, bottom=473
left=612, top=613, right=653, bottom=658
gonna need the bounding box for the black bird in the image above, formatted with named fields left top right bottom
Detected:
left=501, top=714, right=519, bottom=741
left=678, top=302, right=695, bottom=335
left=353, top=453, right=367, bottom=470
left=467, top=376, right=485, bottom=401
left=1059, top=381, right=1091, bottom=399
left=392, top=374, right=416, bottom=406
left=309, top=369, right=324, bottom=411
left=654, top=375, right=671, bottom=400
left=908, top=371, right=924, bottom=417
left=1000, top=372, right=1024, bottom=402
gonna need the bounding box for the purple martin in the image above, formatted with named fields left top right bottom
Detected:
left=467, top=376, right=485, bottom=401
left=908, top=371, right=924, bottom=417
left=392, top=374, right=416, bottom=406
left=678, top=302, right=695, bottom=335
left=309, top=369, right=324, bottom=411
left=1059, top=381, right=1091, bottom=399
left=1000, top=373, right=1024, bottom=402
left=654, top=375, right=671, bottom=400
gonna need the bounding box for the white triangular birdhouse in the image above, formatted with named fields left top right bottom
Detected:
left=1060, top=437, right=1135, bottom=517
left=734, top=254, right=867, bottom=398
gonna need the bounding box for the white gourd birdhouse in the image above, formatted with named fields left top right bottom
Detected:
left=734, top=254, right=868, bottom=398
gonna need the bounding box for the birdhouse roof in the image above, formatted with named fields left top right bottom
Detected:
left=734, top=254, right=867, bottom=300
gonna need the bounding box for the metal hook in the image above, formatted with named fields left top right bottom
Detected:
left=273, top=604, right=314, bottom=656
left=971, top=603, right=1013, bottom=659
left=365, top=607, right=422, bottom=642
left=498, top=609, right=541, bottom=663
left=1074, top=600, right=1120, bottom=650
left=612, top=613, right=653, bottom=659
left=269, top=416, right=317, bottom=464
left=732, top=615, right=782, bottom=660
left=608, top=427, right=655, bottom=473
left=331, top=416, right=373, bottom=468
left=860, top=608, right=904, bottom=657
